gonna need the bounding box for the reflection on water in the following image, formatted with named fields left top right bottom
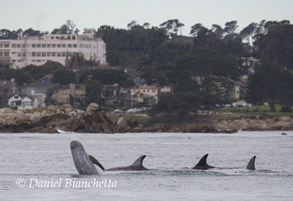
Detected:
left=0, top=131, right=293, bottom=201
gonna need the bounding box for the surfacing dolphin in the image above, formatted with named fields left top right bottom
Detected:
left=192, top=154, right=215, bottom=170
left=70, top=139, right=105, bottom=175
left=107, top=155, right=148, bottom=171
left=192, top=154, right=257, bottom=170
left=246, top=155, right=256, bottom=170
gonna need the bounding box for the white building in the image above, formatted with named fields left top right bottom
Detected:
left=130, top=85, right=159, bottom=106
left=0, top=29, right=107, bottom=69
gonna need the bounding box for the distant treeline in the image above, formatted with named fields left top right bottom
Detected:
left=1, top=19, right=293, bottom=114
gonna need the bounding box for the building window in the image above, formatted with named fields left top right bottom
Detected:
left=4, top=44, right=9, bottom=48
left=42, top=44, right=46, bottom=48
left=67, top=36, right=71, bottom=39
left=57, top=44, right=61, bottom=48
left=62, top=52, right=66, bottom=56
left=22, top=44, right=26, bottom=48
left=73, top=44, right=77, bottom=48
left=52, top=52, right=56, bottom=57
left=68, top=52, right=73, bottom=56
left=56, top=36, right=59, bottom=39
left=32, top=52, right=36, bottom=56
left=37, top=52, right=41, bottom=56
left=0, top=52, right=3, bottom=57
left=79, top=44, right=83, bottom=48
left=47, top=52, right=51, bottom=57
left=17, top=52, right=21, bottom=57
left=47, top=44, right=51, bottom=48
left=42, top=52, right=46, bottom=57
left=72, top=36, right=76, bottom=40
left=62, top=44, right=66, bottom=48
left=37, top=60, right=41, bottom=62
left=12, top=44, right=16, bottom=48
left=57, top=52, right=61, bottom=57
left=61, top=36, right=64, bottom=40
left=0, top=44, right=3, bottom=48
left=51, top=36, right=54, bottom=39
left=32, top=44, right=36, bottom=48
left=12, top=59, right=16, bottom=62
left=17, top=44, right=21, bottom=48
left=37, top=44, right=41, bottom=48
left=22, top=52, right=26, bottom=56
left=52, top=44, right=56, bottom=48
left=67, top=44, right=72, bottom=48
left=12, top=52, right=16, bottom=54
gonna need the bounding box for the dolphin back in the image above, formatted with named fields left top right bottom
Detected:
left=107, top=155, right=148, bottom=171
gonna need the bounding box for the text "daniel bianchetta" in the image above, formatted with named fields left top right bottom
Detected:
left=16, top=178, right=117, bottom=188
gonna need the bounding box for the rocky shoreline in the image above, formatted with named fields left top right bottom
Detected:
left=0, top=104, right=293, bottom=133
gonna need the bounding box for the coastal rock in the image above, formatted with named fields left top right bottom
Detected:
left=84, top=103, right=116, bottom=133
left=86, top=103, right=100, bottom=115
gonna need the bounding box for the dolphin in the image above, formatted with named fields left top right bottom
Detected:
left=192, top=154, right=257, bottom=170
left=192, top=154, right=215, bottom=170
left=246, top=155, right=256, bottom=170
left=107, top=155, right=148, bottom=171
left=70, top=139, right=105, bottom=175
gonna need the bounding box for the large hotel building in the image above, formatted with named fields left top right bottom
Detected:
left=0, top=29, right=107, bottom=69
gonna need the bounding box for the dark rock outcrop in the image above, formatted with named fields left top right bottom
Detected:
left=0, top=104, right=118, bottom=133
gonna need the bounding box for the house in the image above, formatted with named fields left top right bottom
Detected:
left=23, top=78, right=55, bottom=108
left=19, top=97, right=33, bottom=110
left=98, top=84, right=120, bottom=107
left=159, top=85, right=173, bottom=94
left=53, top=83, right=87, bottom=105
left=69, top=83, right=87, bottom=105
left=24, top=79, right=54, bottom=95
left=130, top=85, right=159, bottom=106
left=120, top=88, right=137, bottom=107
left=53, top=85, right=70, bottom=104
left=8, top=94, right=22, bottom=107
left=0, top=78, right=20, bottom=105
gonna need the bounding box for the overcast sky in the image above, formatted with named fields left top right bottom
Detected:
left=1, top=0, right=293, bottom=35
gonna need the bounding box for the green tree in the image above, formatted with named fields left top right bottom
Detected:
left=246, top=63, right=293, bottom=112
left=190, top=23, right=205, bottom=37
left=83, top=79, right=103, bottom=103
left=0, top=68, right=32, bottom=86
left=45, top=86, right=58, bottom=105
left=51, top=20, right=78, bottom=34
left=151, top=92, right=203, bottom=116
left=22, top=61, right=65, bottom=80
left=78, top=69, right=133, bottom=87
left=52, top=69, right=76, bottom=85
left=160, top=19, right=184, bottom=38
left=254, top=20, right=293, bottom=69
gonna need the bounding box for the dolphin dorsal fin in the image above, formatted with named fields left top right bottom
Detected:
left=130, top=155, right=146, bottom=168
left=194, top=154, right=209, bottom=167
left=246, top=156, right=256, bottom=170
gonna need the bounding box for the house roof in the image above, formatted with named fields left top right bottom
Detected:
left=22, top=97, right=32, bottom=102
left=26, top=80, right=54, bottom=88
left=137, top=85, right=158, bottom=90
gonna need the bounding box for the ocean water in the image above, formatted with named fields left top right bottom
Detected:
left=0, top=131, right=293, bottom=201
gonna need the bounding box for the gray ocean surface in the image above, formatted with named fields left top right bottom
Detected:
left=0, top=131, right=293, bottom=201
